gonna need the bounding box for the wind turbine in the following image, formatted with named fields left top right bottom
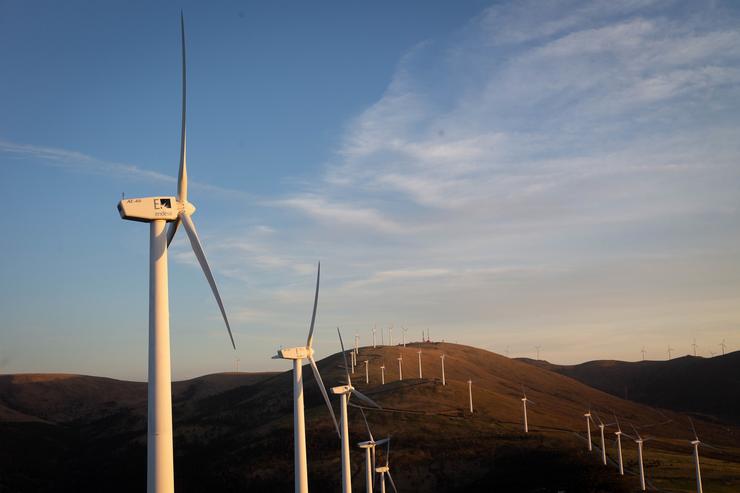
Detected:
left=593, top=412, right=612, bottom=465
left=380, top=361, right=386, bottom=385
left=584, top=409, right=593, bottom=451
left=273, top=264, right=341, bottom=493
left=692, top=338, right=698, bottom=356
left=467, top=379, right=473, bottom=414
left=397, top=354, right=403, bottom=381
left=688, top=417, right=718, bottom=493
left=372, top=326, right=376, bottom=348
left=719, top=339, right=726, bottom=356
left=613, top=415, right=624, bottom=475
left=641, top=346, right=647, bottom=361
left=364, top=360, right=369, bottom=384
left=389, top=325, right=393, bottom=346
left=521, top=387, right=535, bottom=433
left=375, top=438, right=399, bottom=493
left=116, top=14, right=235, bottom=493
left=625, top=424, right=653, bottom=491
left=355, top=334, right=360, bottom=356
left=440, top=354, right=446, bottom=386
left=417, top=350, right=422, bottom=378
left=668, top=345, right=674, bottom=360
left=356, top=408, right=389, bottom=493
left=535, top=346, right=541, bottom=361
left=332, top=329, right=382, bottom=493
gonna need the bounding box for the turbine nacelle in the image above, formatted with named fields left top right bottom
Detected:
left=331, top=384, right=353, bottom=395
left=375, top=466, right=390, bottom=473
left=276, top=346, right=312, bottom=360
left=118, top=197, right=196, bottom=222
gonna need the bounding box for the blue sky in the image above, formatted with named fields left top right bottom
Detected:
left=1, top=0, right=739, bottom=380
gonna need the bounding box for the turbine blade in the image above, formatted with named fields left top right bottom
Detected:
left=351, top=388, right=382, bottom=409
left=177, top=12, right=188, bottom=203
left=166, top=217, right=181, bottom=247
left=306, top=262, right=320, bottom=349
left=360, top=407, right=375, bottom=443
left=180, top=213, right=235, bottom=349
left=387, top=471, right=399, bottom=493
left=337, top=327, right=352, bottom=386
left=308, top=355, right=340, bottom=438
left=689, top=416, right=699, bottom=441
left=375, top=437, right=390, bottom=446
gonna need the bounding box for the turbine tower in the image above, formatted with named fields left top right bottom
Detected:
left=668, top=345, right=674, bottom=360
left=332, top=329, right=382, bottom=493
left=397, top=354, right=403, bottom=381
left=417, top=350, right=423, bottom=378
left=380, top=361, right=386, bottom=385
left=688, top=417, right=715, bottom=493
left=641, top=346, right=646, bottom=361
left=584, top=410, right=593, bottom=451
left=625, top=424, right=653, bottom=491
left=594, top=412, right=611, bottom=465
left=372, top=326, right=376, bottom=348
left=468, top=379, right=473, bottom=413
left=613, top=415, right=624, bottom=475
left=440, top=354, right=446, bottom=386
left=692, top=338, right=698, bottom=356
left=117, top=14, right=235, bottom=493
left=521, top=388, right=534, bottom=433
left=719, top=339, right=726, bottom=356
left=364, top=360, right=369, bottom=384
left=273, top=263, right=340, bottom=493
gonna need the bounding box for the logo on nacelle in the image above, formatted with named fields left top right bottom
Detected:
left=154, top=198, right=172, bottom=209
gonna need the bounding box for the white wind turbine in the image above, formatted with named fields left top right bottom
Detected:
left=584, top=409, right=593, bottom=451
left=375, top=438, right=399, bottom=493
left=613, top=415, right=624, bottom=475
left=417, top=349, right=423, bottom=378
left=397, top=354, right=403, bottom=381
left=688, top=417, right=718, bottom=493
left=364, top=359, right=369, bottom=384
left=625, top=424, right=653, bottom=491
left=440, top=354, right=446, bottom=386
left=467, top=379, right=473, bottom=414
left=593, top=412, right=613, bottom=465
left=521, top=387, right=535, bottom=433
left=116, top=14, right=235, bottom=493
left=273, top=263, right=340, bottom=493
left=380, top=361, right=386, bottom=385
left=356, top=408, right=389, bottom=493
left=332, top=329, right=382, bottom=493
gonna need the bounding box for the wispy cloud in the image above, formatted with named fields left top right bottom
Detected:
left=0, top=139, right=250, bottom=199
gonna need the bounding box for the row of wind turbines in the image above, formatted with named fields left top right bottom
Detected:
left=581, top=410, right=714, bottom=493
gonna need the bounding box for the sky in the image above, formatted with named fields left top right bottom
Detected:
left=1, top=0, right=739, bottom=380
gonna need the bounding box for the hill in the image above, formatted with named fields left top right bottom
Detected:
left=1, top=343, right=738, bottom=492
left=517, top=351, right=740, bottom=423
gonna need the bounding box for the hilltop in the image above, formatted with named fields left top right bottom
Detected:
left=1, top=343, right=738, bottom=492
left=517, top=351, right=740, bottom=423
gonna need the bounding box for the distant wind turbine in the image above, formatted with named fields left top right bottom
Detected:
left=116, top=14, right=236, bottom=493
left=364, top=360, right=369, bottom=384
left=719, top=339, right=726, bottom=356
left=332, top=329, right=382, bottom=493
left=625, top=424, right=653, bottom=491
left=417, top=350, right=423, bottom=378
left=613, top=414, right=624, bottom=475
left=521, top=387, right=535, bottom=433
left=372, top=326, right=376, bottom=348
left=667, top=345, right=674, bottom=360
left=468, top=379, right=473, bottom=414
left=274, top=263, right=340, bottom=493
left=641, top=346, right=647, bottom=361
left=440, top=354, right=446, bottom=386
left=692, top=339, right=698, bottom=356
left=375, top=438, right=399, bottom=493
left=397, top=354, right=403, bottom=381
left=389, top=326, right=393, bottom=346
left=357, top=408, right=389, bottom=493
left=380, top=362, right=386, bottom=385
left=535, top=346, right=541, bottom=361
left=584, top=409, right=593, bottom=451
